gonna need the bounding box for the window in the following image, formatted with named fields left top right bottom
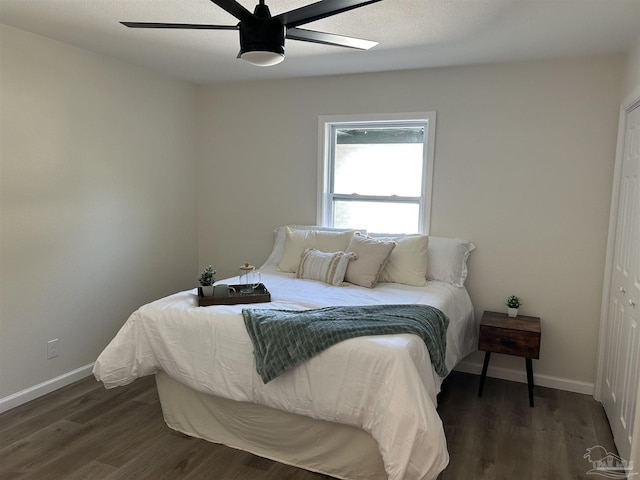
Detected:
left=317, top=112, right=435, bottom=234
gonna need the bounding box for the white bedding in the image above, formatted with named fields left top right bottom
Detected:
left=93, top=266, right=477, bottom=480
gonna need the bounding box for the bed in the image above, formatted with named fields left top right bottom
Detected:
left=93, top=227, right=477, bottom=480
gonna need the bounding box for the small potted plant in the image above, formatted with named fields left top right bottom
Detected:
left=198, top=265, right=216, bottom=297
left=506, top=295, right=522, bottom=318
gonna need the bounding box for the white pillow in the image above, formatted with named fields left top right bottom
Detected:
left=374, top=235, right=429, bottom=286
left=296, top=248, right=357, bottom=286
left=278, top=227, right=358, bottom=273
left=262, top=225, right=367, bottom=268
left=427, top=236, right=476, bottom=287
left=344, top=235, right=396, bottom=288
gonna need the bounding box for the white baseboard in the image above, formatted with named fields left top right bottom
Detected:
left=0, top=363, right=95, bottom=414
left=454, top=360, right=594, bottom=396
left=0, top=360, right=595, bottom=414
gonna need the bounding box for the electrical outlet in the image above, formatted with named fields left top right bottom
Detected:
left=47, top=338, right=59, bottom=359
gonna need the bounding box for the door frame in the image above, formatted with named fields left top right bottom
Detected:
left=595, top=85, right=640, bottom=403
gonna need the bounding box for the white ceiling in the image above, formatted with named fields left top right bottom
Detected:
left=1, top=0, right=639, bottom=85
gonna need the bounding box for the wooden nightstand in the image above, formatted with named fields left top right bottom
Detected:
left=477, top=310, right=541, bottom=407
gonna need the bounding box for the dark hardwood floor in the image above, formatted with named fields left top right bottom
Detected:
left=438, top=372, right=616, bottom=480
left=0, top=371, right=616, bottom=480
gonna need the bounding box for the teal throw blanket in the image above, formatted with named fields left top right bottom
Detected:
left=242, top=304, right=449, bottom=383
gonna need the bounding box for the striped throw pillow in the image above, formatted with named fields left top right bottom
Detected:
left=295, top=248, right=357, bottom=286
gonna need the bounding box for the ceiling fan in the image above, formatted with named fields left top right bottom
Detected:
left=122, top=0, right=383, bottom=67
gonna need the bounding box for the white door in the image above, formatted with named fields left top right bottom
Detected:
left=599, top=102, right=640, bottom=461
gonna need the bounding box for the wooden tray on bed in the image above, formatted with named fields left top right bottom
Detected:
left=198, top=283, right=271, bottom=307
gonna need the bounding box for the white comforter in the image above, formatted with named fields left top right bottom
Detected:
left=93, top=268, right=476, bottom=480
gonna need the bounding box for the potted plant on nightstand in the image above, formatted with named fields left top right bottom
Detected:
left=198, top=265, right=216, bottom=297
left=506, top=295, right=522, bottom=318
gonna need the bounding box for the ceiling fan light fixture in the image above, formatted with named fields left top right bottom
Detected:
left=240, top=50, right=285, bottom=66
left=239, top=14, right=285, bottom=67
left=121, top=0, right=382, bottom=65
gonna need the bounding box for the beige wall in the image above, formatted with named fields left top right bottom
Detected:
left=0, top=26, right=199, bottom=398
left=0, top=23, right=627, bottom=402
left=623, top=33, right=640, bottom=99
left=199, top=56, right=624, bottom=389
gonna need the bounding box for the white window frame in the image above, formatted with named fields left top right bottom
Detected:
left=317, top=112, right=436, bottom=234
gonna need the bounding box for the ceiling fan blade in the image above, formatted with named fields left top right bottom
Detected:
left=275, top=0, right=382, bottom=29
left=209, top=0, right=255, bottom=22
left=287, top=27, right=377, bottom=50
left=121, top=22, right=238, bottom=30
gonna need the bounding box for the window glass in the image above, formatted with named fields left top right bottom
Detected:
left=334, top=142, right=423, bottom=197
left=333, top=200, right=420, bottom=234
left=318, top=113, right=435, bottom=234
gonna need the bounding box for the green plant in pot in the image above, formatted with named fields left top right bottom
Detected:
left=506, top=295, right=522, bottom=318
left=198, top=265, right=216, bottom=297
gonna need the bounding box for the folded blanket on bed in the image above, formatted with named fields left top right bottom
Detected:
left=242, top=304, right=449, bottom=383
